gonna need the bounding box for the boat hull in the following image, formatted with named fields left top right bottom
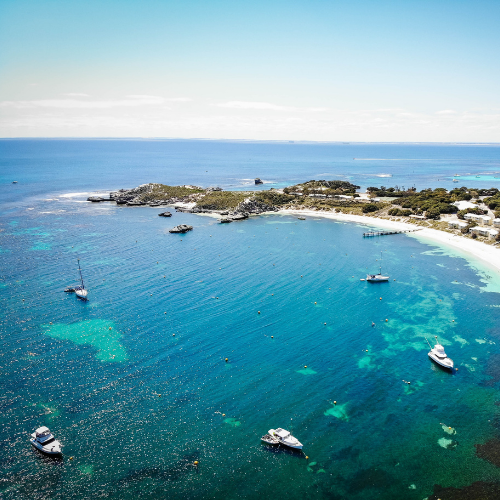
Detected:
left=30, top=439, right=62, bottom=456
left=75, top=289, right=88, bottom=300
left=428, top=353, right=453, bottom=370
left=366, top=275, right=389, bottom=282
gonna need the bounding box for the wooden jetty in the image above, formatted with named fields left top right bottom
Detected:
left=363, top=228, right=422, bottom=237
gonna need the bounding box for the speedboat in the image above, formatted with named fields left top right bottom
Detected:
left=30, top=426, right=62, bottom=456
left=427, top=337, right=454, bottom=370
left=268, top=428, right=303, bottom=450
left=261, top=433, right=279, bottom=445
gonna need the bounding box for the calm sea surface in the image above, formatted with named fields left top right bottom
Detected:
left=1, top=140, right=500, bottom=499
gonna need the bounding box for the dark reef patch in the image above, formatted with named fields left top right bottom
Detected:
left=429, top=481, right=500, bottom=499
left=480, top=353, right=500, bottom=387
left=475, top=438, right=500, bottom=467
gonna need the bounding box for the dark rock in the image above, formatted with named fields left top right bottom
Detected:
left=126, top=201, right=146, bottom=206
left=169, top=224, right=193, bottom=233
left=220, top=219, right=232, bottom=223
left=158, top=212, right=172, bottom=217
left=229, top=212, right=249, bottom=220
left=255, top=178, right=264, bottom=185
left=87, top=196, right=105, bottom=202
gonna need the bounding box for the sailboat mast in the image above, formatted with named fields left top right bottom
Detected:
left=77, top=259, right=85, bottom=288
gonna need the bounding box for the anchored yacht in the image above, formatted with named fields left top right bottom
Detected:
left=30, top=427, right=62, bottom=456
left=427, top=336, right=454, bottom=370
left=268, top=428, right=303, bottom=450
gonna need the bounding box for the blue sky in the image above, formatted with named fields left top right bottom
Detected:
left=0, top=0, right=499, bottom=141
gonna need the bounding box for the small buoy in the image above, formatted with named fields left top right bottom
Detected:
left=216, top=297, right=219, bottom=299
left=225, top=358, right=228, bottom=362
left=49, top=322, right=52, bottom=325
left=222, top=413, right=225, bottom=416
left=23, top=299, right=25, bottom=301
left=271, top=336, right=274, bottom=338
left=304, top=365, right=307, bottom=368
left=158, top=394, right=161, bottom=397
left=272, top=294, right=274, bottom=296
left=70, top=456, right=74, bottom=460
left=164, top=275, right=166, bottom=278
left=172, top=334, right=175, bottom=336
left=449, top=427, right=452, bottom=429
left=301, top=275, right=303, bottom=278
left=314, top=302, right=317, bottom=304
left=379, top=297, right=382, bottom=300
left=150, top=294, right=152, bottom=296
left=452, top=319, right=455, bottom=322
left=258, top=311, right=260, bottom=314
left=385, top=319, right=388, bottom=322
left=194, top=460, right=199, bottom=465
left=333, top=401, right=337, bottom=405
left=157, top=261, right=158, bottom=264
left=305, top=456, right=309, bottom=459
left=164, top=312, right=166, bottom=314
left=365, top=349, right=368, bottom=352
left=109, top=327, right=112, bottom=330
left=324, top=322, right=326, bottom=325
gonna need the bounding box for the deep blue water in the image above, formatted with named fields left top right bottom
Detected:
left=1, top=140, right=500, bottom=499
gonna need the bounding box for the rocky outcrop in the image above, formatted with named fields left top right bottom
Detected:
left=87, top=196, right=106, bottom=202
left=235, top=198, right=278, bottom=214
left=158, top=211, right=172, bottom=217
left=169, top=224, right=193, bottom=233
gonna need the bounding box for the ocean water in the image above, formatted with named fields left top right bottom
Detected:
left=1, top=140, right=500, bottom=500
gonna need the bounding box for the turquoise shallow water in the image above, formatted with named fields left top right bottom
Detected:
left=1, top=140, right=500, bottom=499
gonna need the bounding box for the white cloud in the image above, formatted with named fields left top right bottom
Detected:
left=215, top=100, right=327, bottom=112
left=0, top=95, right=191, bottom=109
left=436, top=109, right=457, bottom=115
left=64, top=93, right=90, bottom=97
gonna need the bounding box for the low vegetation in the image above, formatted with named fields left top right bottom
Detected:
left=196, top=191, right=249, bottom=210
left=139, top=183, right=204, bottom=202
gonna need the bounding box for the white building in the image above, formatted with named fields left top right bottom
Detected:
left=464, top=213, right=492, bottom=226
left=448, top=220, right=468, bottom=229
left=493, top=218, right=500, bottom=228
left=470, top=227, right=499, bottom=240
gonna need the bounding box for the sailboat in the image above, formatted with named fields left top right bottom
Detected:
left=366, top=252, right=389, bottom=282
left=74, top=259, right=88, bottom=300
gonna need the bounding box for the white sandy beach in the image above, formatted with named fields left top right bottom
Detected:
left=278, top=209, right=500, bottom=278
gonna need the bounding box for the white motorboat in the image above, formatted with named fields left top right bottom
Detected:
left=30, top=426, right=62, bottom=456
left=427, top=336, right=454, bottom=370
left=75, top=259, right=88, bottom=300
left=366, top=252, right=389, bottom=282
left=268, top=428, right=303, bottom=450
left=261, top=433, right=279, bottom=445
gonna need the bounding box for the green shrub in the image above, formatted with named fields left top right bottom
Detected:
left=362, top=204, right=379, bottom=213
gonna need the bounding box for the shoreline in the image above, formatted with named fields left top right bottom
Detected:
left=276, top=208, right=500, bottom=278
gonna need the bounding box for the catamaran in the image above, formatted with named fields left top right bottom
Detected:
left=75, top=259, right=88, bottom=300
left=366, top=252, right=390, bottom=282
